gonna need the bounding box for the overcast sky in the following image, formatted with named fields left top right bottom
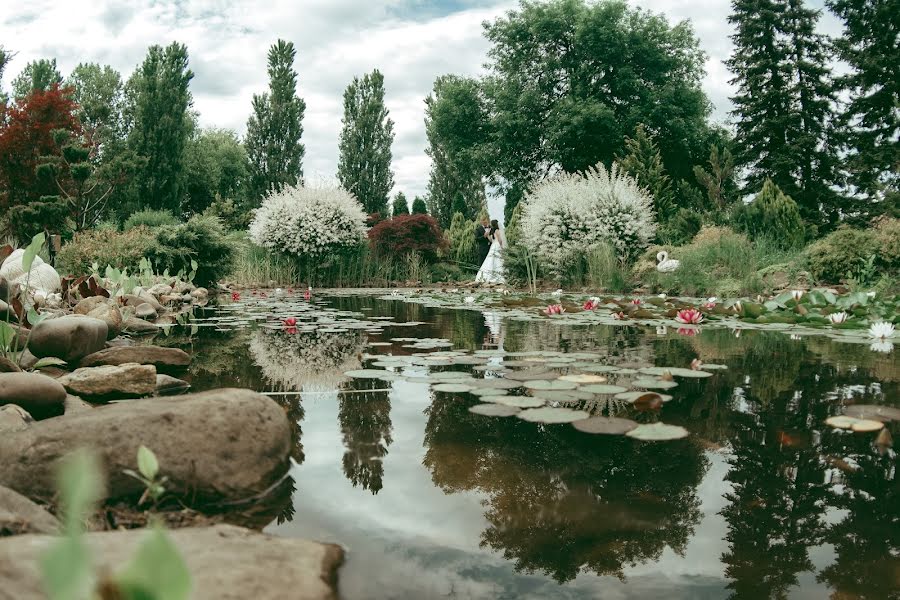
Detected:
left=0, top=0, right=842, bottom=210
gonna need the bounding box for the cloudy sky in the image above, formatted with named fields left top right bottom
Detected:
left=0, top=0, right=842, bottom=209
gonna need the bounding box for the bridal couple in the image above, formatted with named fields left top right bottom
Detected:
left=474, top=217, right=506, bottom=284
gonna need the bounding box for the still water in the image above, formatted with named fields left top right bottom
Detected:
left=177, top=293, right=897, bottom=599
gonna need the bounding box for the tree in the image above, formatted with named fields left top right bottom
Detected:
left=616, top=124, right=674, bottom=220
left=827, top=0, right=899, bottom=201
left=391, top=191, right=409, bottom=216
left=245, top=39, right=306, bottom=205
left=411, top=196, right=428, bottom=215
left=182, top=128, right=249, bottom=216
left=125, top=42, right=193, bottom=215
left=693, top=143, right=738, bottom=212
left=0, top=46, right=12, bottom=106
left=733, top=178, right=806, bottom=248
left=424, top=75, right=488, bottom=227
left=11, top=58, right=62, bottom=100
left=0, top=86, right=80, bottom=239
left=67, top=63, right=125, bottom=153
left=481, top=0, right=713, bottom=217
left=337, top=69, right=394, bottom=215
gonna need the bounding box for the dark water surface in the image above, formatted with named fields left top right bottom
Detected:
left=179, top=294, right=898, bottom=600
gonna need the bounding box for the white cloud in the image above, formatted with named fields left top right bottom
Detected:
left=0, top=0, right=843, bottom=204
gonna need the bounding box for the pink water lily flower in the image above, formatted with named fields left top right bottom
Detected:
left=631, top=298, right=642, bottom=305
left=283, top=317, right=297, bottom=327
left=231, top=292, right=240, bottom=302
left=304, top=287, right=312, bottom=300
left=583, top=298, right=601, bottom=311
left=544, top=304, right=565, bottom=315
left=612, top=311, right=627, bottom=320
left=677, top=327, right=699, bottom=337
left=675, top=308, right=704, bottom=324
left=690, top=358, right=703, bottom=370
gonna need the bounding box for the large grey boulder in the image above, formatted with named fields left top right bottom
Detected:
left=28, top=315, right=107, bottom=362
left=0, top=485, right=60, bottom=536
left=78, top=345, right=190, bottom=373
left=134, top=302, right=158, bottom=320
left=57, top=363, right=157, bottom=399
left=0, top=373, right=66, bottom=414
left=74, top=297, right=123, bottom=340
left=0, top=405, right=32, bottom=434
left=0, top=389, right=291, bottom=505
left=0, top=524, right=342, bottom=600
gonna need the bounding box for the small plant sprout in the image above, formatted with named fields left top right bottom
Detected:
left=123, top=445, right=169, bottom=507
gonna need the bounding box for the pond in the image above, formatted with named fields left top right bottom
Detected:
left=172, top=291, right=897, bottom=599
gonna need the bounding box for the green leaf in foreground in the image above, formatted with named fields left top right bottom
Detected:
left=137, top=445, right=159, bottom=480
left=23, top=232, right=45, bottom=273
left=114, top=527, right=192, bottom=600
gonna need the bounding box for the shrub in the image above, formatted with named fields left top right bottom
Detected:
left=518, top=163, right=656, bottom=280
left=368, top=214, right=446, bottom=262
left=732, top=179, right=805, bottom=248
left=123, top=209, right=178, bottom=230
left=659, top=207, right=702, bottom=245
left=446, top=212, right=479, bottom=267
left=56, top=226, right=158, bottom=276
left=411, top=196, right=428, bottom=215
left=249, top=185, right=368, bottom=258
left=873, top=217, right=900, bottom=277
left=149, top=214, right=234, bottom=287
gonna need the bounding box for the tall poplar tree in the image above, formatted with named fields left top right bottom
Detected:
left=337, top=69, right=394, bottom=216
left=245, top=39, right=306, bottom=205
left=125, top=42, right=193, bottom=214
left=827, top=0, right=899, bottom=201
left=11, top=58, right=63, bottom=100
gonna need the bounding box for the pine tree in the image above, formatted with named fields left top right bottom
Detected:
left=616, top=124, right=674, bottom=219
left=411, top=196, right=428, bottom=215
left=693, top=144, right=737, bottom=212
left=245, top=39, right=306, bottom=205
left=391, top=191, right=409, bottom=216
left=337, top=69, right=394, bottom=216
left=827, top=0, right=899, bottom=201
left=125, top=43, right=193, bottom=214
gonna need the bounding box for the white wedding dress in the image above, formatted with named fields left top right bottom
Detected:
left=475, top=230, right=506, bottom=284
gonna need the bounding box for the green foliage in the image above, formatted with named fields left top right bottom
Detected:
left=182, top=128, right=249, bottom=216
left=660, top=207, right=703, bottom=246
left=245, top=39, right=306, bottom=205
left=337, top=69, right=394, bottom=215
left=581, top=243, right=629, bottom=292
left=693, top=143, right=737, bottom=212
left=732, top=179, right=805, bottom=249
left=123, top=445, right=169, bottom=507
left=424, top=75, right=488, bottom=227
left=124, top=209, right=178, bottom=230
left=617, top=124, right=673, bottom=220
left=391, top=192, right=409, bottom=216
left=411, top=196, right=428, bottom=215
left=202, top=196, right=251, bottom=230
left=57, top=227, right=158, bottom=276
left=802, top=219, right=900, bottom=284
left=125, top=42, right=194, bottom=214
left=12, top=58, right=63, bottom=99
left=67, top=62, right=125, bottom=152
left=148, top=215, right=234, bottom=288
left=446, top=212, right=479, bottom=267
left=7, top=197, right=70, bottom=242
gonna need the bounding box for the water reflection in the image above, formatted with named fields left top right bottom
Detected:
left=339, top=378, right=393, bottom=494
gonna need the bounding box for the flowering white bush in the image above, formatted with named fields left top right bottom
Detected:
left=518, top=163, right=657, bottom=278
left=249, top=184, right=368, bottom=257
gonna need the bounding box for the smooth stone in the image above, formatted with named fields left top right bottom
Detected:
left=190, top=287, right=208, bottom=300
left=0, top=405, right=33, bottom=434
left=134, top=302, right=159, bottom=320
left=28, top=315, right=107, bottom=362
left=0, top=485, right=60, bottom=536
left=147, top=283, right=173, bottom=297
left=79, top=346, right=190, bottom=373
left=17, top=349, right=37, bottom=370
left=0, top=372, right=67, bottom=414
left=122, top=316, right=159, bottom=335
left=0, top=356, right=20, bottom=373
left=63, top=394, right=93, bottom=415
left=124, top=291, right=163, bottom=312
left=57, top=363, right=157, bottom=399
left=0, top=389, right=291, bottom=504
left=74, top=297, right=122, bottom=340
left=155, top=373, right=191, bottom=395
left=0, top=524, right=342, bottom=600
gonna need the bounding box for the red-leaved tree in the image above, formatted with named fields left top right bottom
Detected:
left=368, top=214, right=447, bottom=262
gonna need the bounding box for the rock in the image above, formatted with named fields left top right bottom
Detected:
left=79, top=345, right=190, bottom=373
left=0, top=485, right=60, bottom=536
left=159, top=293, right=181, bottom=305
left=123, top=316, right=158, bottom=335
left=0, top=356, right=20, bottom=373
left=58, top=363, right=157, bottom=399
left=29, top=315, right=108, bottom=362
left=148, top=283, right=173, bottom=297
left=0, top=372, right=66, bottom=415
left=0, top=299, right=13, bottom=322
left=0, top=405, right=32, bottom=434
left=74, top=297, right=123, bottom=340
left=64, top=394, right=93, bottom=415
left=181, top=293, right=193, bottom=303
left=124, top=290, right=163, bottom=313
left=0, top=389, right=292, bottom=504
left=0, top=524, right=342, bottom=599
left=17, top=349, right=37, bottom=370
left=105, top=337, right=134, bottom=348
left=134, top=302, right=158, bottom=320
left=190, top=287, right=209, bottom=301
left=156, top=374, right=190, bottom=395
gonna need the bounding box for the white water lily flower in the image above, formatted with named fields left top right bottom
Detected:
left=707, top=297, right=718, bottom=304
left=828, top=311, right=849, bottom=324
left=868, top=321, right=895, bottom=340
left=791, top=290, right=804, bottom=301
left=870, top=340, right=894, bottom=354
left=551, top=289, right=563, bottom=297
left=658, top=293, right=667, bottom=299
left=464, top=296, right=476, bottom=304
left=866, top=291, right=876, bottom=298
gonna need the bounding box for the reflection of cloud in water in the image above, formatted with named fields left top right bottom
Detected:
left=249, top=329, right=367, bottom=392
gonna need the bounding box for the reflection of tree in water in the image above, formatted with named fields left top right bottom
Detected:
left=339, top=378, right=393, bottom=494
left=423, top=395, right=707, bottom=582
left=249, top=329, right=367, bottom=392
left=817, top=431, right=899, bottom=599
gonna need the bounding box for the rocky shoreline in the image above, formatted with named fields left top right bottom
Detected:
left=0, top=272, right=343, bottom=599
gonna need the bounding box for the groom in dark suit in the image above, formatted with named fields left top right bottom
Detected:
left=474, top=217, right=491, bottom=266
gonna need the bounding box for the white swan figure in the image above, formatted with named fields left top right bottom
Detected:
left=656, top=251, right=680, bottom=273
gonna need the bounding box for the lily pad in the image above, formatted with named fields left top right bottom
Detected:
left=559, top=374, right=608, bottom=384
left=432, top=383, right=473, bottom=393
left=517, top=407, right=590, bottom=424
left=492, top=396, right=546, bottom=408
left=851, top=419, right=885, bottom=433
left=572, top=416, right=639, bottom=435
left=842, top=404, right=900, bottom=422
left=615, top=391, right=673, bottom=403
left=523, top=380, right=578, bottom=391
left=579, top=384, right=628, bottom=395
left=344, top=369, right=398, bottom=380
left=528, top=390, right=595, bottom=403
left=631, top=379, right=679, bottom=390
left=825, top=415, right=860, bottom=429
left=469, top=403, right=521, bottom=417
left=504, top=370, right=558, bottom=381
left=626, top=422, right=689, bottom=441
left=470, top=388, right=510, bottom=397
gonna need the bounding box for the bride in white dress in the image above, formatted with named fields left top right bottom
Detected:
left=475, top=219, right=506, bottom=284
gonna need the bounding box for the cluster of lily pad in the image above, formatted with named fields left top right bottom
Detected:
left=345, top=348, right=729, bottom=441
